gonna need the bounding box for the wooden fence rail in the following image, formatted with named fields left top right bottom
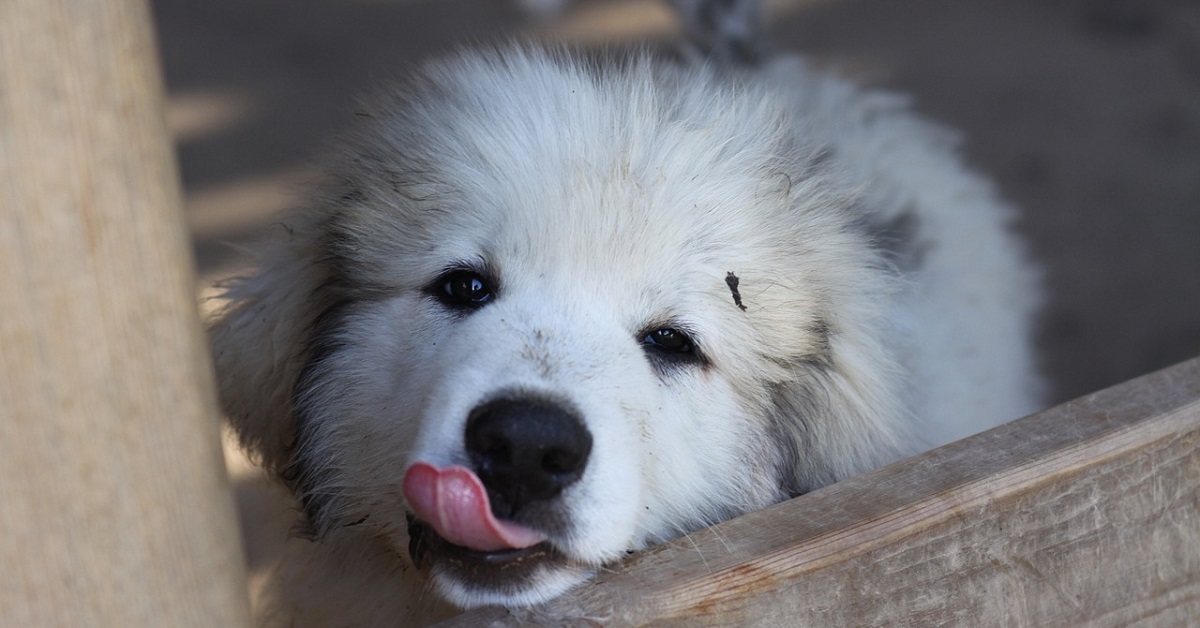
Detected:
left=0, top=0, right=251, bottom=625
left=443, top=357, right=1200, bottom=626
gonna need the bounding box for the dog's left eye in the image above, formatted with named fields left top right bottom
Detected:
left=643, top=328, right=695, bottom=354
left=433, top=269, right=494, bottom=309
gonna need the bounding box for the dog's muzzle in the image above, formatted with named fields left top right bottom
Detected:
left=403, top=396, right=593, bottom=594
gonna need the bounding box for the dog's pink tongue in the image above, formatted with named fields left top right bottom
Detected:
left=403, top=462, right=545, bottom=552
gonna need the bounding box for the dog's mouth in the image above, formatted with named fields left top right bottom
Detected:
left=406, top=513, right=563, bottom=573
left=402, top=462, right=587, bottom=605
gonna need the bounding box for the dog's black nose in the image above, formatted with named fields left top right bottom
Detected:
left=465, top=397, right=592, bottom=517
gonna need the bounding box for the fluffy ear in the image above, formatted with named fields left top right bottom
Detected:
left=769, top=330, right=916, bottom=497
left=208, top=223, right=333, bottom=475
left=813, top=332, right=917, bottom=475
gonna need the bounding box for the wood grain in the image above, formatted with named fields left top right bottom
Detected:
left=0, top=0, right=251, bottom=625
left=441, top=357, right=1200, bottom=626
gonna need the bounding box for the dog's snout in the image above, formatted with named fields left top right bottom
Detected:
left=465, top=397, right=592, bottom=517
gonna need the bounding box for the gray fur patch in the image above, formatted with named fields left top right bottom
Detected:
left=764, top=378, right=838, bottom=499
left=870, top=209, right=927, bottom=271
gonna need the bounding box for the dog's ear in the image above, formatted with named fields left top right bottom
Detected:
left=208, top=221, right=333, bottom=476
left=770, top=330, right=917, bottom=497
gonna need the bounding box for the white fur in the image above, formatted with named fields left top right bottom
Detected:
left=211, top=45, right=1041, bottom=626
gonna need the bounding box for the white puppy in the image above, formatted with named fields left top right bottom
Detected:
left=211, top=10, right=1041, bottom=626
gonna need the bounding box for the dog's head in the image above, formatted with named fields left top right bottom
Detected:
left=211, top=48, right=912, bottom=608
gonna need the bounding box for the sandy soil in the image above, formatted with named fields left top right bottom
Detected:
left=154, top=0, right=1200, bottom=605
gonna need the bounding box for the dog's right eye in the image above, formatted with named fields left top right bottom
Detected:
left=640, top=325, right=707, bottom=371
left=433, top=269, right=494, bottom=309
left=643, top=328, right=694, bottom=354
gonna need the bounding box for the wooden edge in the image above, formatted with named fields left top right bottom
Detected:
left=0, top=0, right=251, bottom=625
left=439, top=357, right=1200, bottom=626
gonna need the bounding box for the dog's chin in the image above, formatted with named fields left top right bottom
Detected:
left=407, top=518, right=596, bottom=609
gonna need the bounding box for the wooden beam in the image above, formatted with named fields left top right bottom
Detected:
left=0, top=1, right=251, bottom=625
left=441, top=357, right=1200, bottom=626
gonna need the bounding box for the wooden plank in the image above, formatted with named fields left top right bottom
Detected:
left=441, top=357, right=1200, bottom=626
left=0, top=0, right=251, bottom=625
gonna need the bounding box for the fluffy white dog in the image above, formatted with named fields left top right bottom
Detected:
left=210, top=4, right=1042, bottom=624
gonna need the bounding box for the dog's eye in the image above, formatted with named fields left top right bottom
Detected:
left=642, top=328, right=694, bottom=354
left=641, top=327, right=706, bottom=370
left=434, top=269, right=493, bottom=309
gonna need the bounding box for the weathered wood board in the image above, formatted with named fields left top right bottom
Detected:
left=441, top=357, right=1200, bottom=626
left=0, top=0, right=251, bottom=625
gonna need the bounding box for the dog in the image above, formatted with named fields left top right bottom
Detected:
left=210, top=2, right=1042, bottom=624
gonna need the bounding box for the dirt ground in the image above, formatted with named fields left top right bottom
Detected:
left=152, top=0, right=1200, bottom=600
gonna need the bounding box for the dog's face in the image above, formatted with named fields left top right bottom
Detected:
left=212, top=50, right=910, bottom=608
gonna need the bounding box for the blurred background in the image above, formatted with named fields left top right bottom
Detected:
left=151, top=0, right=1200, bottom=600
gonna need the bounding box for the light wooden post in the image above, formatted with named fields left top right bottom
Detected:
left=0, top=1, right=251, bottom=625
left=443, top=357, right=1200, bottom=626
